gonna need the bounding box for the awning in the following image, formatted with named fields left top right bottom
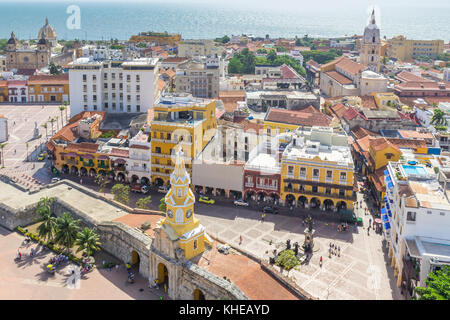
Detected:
left=385, top=175, right=392, bottom=182
left=387, top=181, right=394, bottom=189
left=382, top=214, right=389, bottom=222
left=388, top=210, right=392, bottom=217
left=383, top=196, right=387, bottom=201
left=384, top=170, right=389, bottom=176
left=82, top=154, right=94, bottom=159
left=384, top=222, right=391, bottom=230
left=380, top=207, right=386, bottom=214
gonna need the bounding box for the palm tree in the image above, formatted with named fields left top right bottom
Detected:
left=431, top=109, right=447, bottom=126
left=75, top=228, right=101, bottom=257
left=49, top=118, right=55, bottom=135
left=41, top=123, right=48, bottom=140
left=35, top=197, right=57, bottom=242
left=59, top=105, right=66, bottom=128
left=0, top=143, right=6, bottom=167
left=54, top=213, right=81, bottom=253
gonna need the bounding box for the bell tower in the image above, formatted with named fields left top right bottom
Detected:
left=360, top=8, right=381, bottom=72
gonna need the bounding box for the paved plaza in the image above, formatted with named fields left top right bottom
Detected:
left=0, top=104, right=69, bottom=189
left=0, top=225, right=164, bottom=300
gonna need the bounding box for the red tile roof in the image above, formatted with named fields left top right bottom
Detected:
left=28, top=74, right=69, bottom=85
left=342, top=107, right=365, bottom=121
left=396, top=71, right=432, bottom=83
left=351, top=126, right=377, bottom=139
left=162, top=57, right=189, bottom=63
left=67, top=142, right=99, bottom=153
left=361, top=95, right=378, bottom=110
left=265, top=108, right=331, bottom=127
left=325, top=71, right=353, bottom=85
left=330, top=103, right=349, bottom=118
left=110, top=148, right=129, bottom=158
left=335, top=57, right=365, bottom=75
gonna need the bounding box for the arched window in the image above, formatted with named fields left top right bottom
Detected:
left=372, top=36, right=376, bottom=43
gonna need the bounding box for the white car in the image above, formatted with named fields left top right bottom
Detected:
left=234, top=199, right=249, bottom=206
left=51, top=177, right=61, bottom=183
left=158, top=186, right=169, bottom=193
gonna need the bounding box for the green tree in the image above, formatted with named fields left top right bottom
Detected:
left=431, top=108, right=447, bottom=125
left=75, top=228, right=101, bottom=257
left=41, top=123, right=48, bottom=140
left=136, top=195, right=152, bottom=209
left=414, top=266, right=450, bottom=300
left=256, top=48, right=268, bottom=54
left=94, top=173, right=109, bottom=194
left=227, top=58, right=243, bottom=74
left=275, top=249, right=300, bottom=271
left=416, top=55, right=432, bottom=62
left=54, top=213, right=81, bottom=253
left=49, top=62, right=60, bottom=75
left=59, top=105, right=66, bottom=128
left=267, top=49, right=277, bottom=63
left=159, top=197, right=167, bottom=212
left=35, top=197, right=57, bottom=242
left=111, top=184, right=130, bottom=205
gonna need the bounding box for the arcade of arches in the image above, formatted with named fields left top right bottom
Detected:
left=282, top=193, right=352, bottom=211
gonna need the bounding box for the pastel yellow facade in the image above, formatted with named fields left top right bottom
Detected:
left=281, top=155, right=355, bottom=211
left=387, top=35, right=444, bottom=61
left=129, top=32, right=181, bottom=46
left=371, top=92, right=401, bottom=110
left=150, top=95, right=217, bottom=186
left=264, top=121, right=298, bottom=143
left=161, top=147, right=211, bottom=260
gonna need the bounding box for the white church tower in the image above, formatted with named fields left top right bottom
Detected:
left=360, top=9, right=381, bottom=72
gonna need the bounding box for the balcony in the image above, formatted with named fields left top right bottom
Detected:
left=82, top=161, right=95, bottom=167
left=325, top=177, right=333, bottom=183
left=283, top=188, right=355, bottom=201
left=129, top=166, right=149, bottom=172
left=66, top=159, right=78, bottom=165
left=256, top=184, right=278, bottom=191
left=312, top=175, right=320, bottom=182
left=112, top=165, right=126, bottom=171
left=339, top=179, right=348, bottom=185
left=245, top=182, right=254, bottom=188
left=98, top=163, right=109, bottom=169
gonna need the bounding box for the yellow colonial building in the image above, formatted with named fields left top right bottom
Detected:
left=387, top=35, right=444, bottom=61
left=371, top=92, right=401, bottom=110
left=150, top=94, right=217, bottom=186
left=280, top=127, right=356, bottom=211
left=129, top=32, right=181, bottom=46
left=158, top=147, right=212, bottom=260
left=27, top=74, right=69, bottom=103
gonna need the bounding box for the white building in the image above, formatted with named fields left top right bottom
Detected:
left=444, top=68, right=450, bottom=82
left=127, top=130, right=151, bottom=185
left=384, top=161, right=450, bottom=295
left=0, top=115, right=8, bottom=143
left=360, top=70, right=388, bottom=96
left=69, top=57, right=159, bottom=117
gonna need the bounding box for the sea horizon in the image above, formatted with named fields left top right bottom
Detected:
left=0, top=0, right=449, bottom=41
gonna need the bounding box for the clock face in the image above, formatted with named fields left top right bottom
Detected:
left=167, top=209, right=173, bottom=218
left=186, top=209, right=193, bottom=218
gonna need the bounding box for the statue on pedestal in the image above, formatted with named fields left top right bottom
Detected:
left=33, top=122, right=39, bottom=139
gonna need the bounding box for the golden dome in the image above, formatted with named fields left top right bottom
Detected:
left=37, top=18, right=57, bottom=40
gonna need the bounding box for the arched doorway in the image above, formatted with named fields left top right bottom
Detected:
left=154, top=178, right=164, bottom=187
left=131, top=175, right=139, bottom=184
left=131, top=250, right=140, bottom=272
left=230, top=190, right=242, bottom=199
left=245, top=190, right=255, bottom=201
left=98, top=169, right=106, bottom=176
left=215, top=188, right=225, bottom=197
left=285, top=194, right=295, bottom=206
left=298, top=196, right=308, bottom=208
left=323, top=199, right=334, bottom=211
left=80, top=167, right=87, bottom=176
left=158, top=263, right=169, bottom=288
left=205, top=187, right=213, bottom=195
left=257, top=191, right=266, bottom=202
left=310, top=197, right=321, bottom=209
left=193, top=288, right=205, bottom=300
left=70, top=166, right=79, bottom=176
left=141, top=177, right=150, bottom=186
left=89, top=168, right=96, bottom=177
left=62, top=164, right=69, bottom=174
left=269, top=193, right=279, bottom=205
left=336, top=201, right=347, bottom=211
left=117, top=172, right=126, bottom=182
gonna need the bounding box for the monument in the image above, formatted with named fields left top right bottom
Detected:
left=303, top=215, right=315, bottom=252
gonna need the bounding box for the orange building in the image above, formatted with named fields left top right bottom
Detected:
left=27, top=74, right=69, bottom=103
left=0, top=81, right=8, bottom=102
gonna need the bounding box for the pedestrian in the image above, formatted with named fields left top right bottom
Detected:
left=369, top=218, right=372, bottom=226
left=338, top=246, right=340, bottom=257
left=329, top=247, right=332, bottom=258
left=319, top=256, right=323, bottom=267
left=261, top=213, right=265, bottom=222
left=239, top=235, right=242, bottom=245
left=367, top=227, right=370, bottom=235
left=80, top=178, right=83, bottom=185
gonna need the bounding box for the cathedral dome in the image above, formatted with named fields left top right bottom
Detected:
left=37, top=18, right=57, bottom=40
left=7, top=32, right=18, bottom=45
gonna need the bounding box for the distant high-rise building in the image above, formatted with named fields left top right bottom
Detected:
left=360, top=9, right=381, bottom=72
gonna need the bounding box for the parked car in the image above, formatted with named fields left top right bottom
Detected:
left=131, top=184, right=149, bottom=194
left=51, top=177, right=61, bottom=183
left=234, top=199, right=249, bottom=206
left=199, top=196, right=215, bottom=204
left=37, top=154, right=45, bottom=161
left=158, top=186, right=169, bottom=193
left=262, top=206, right=278, bottom=214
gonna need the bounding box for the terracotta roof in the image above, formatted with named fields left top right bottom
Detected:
left=330, top=103, right=349, bottom=118
left=219, top=90, right=245, bottom=98
left=110, top=148, right=129, bottom=158
left=396, top=71, right=432, bottom=83
left=7, top=80, right=27, bottom=86
left=361, top=95, right=378, bottom=110
left=306, top=59, right=321, bottom=69
left=370, top=137, right=400, bottom=153
left=242, top=120, right=264, bottom=133
left=387, top=138, right=427, bottom=150
left=129, top=144, right=149, bottom=150
left=370, top=167, right=387, bottom=192
left=66, top=142, right=99, bottom=153
left=265, top=108, right=331, bottom=127
left=162, top=57, right=189, bottom=63
left=157, top=79, right=166, bottom=91
left=52, top=111, right=105, bottom=143
left=351, top=126, right=377, bottom=139
left=397, top=130, right=433, bottom=140
left=297, top=105, right=320, bottom=113
left=325, top=71, right=353, bottom=85
left=28, top=74, right=69, bottom=85
left=161, top=69, right=176, bottom=78
left=342, top=107, right=365, bottom=121
left=396, top=81, right=450, bottom=91
left=335, top=57, right=365, bottom=75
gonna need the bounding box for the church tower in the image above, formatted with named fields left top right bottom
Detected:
left=161, top=146, right=211, bottom=260
left=360, top=9, right=381, bottom=72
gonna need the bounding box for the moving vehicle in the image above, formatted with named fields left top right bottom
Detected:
left=158, top=186, right=169, bottom=193
left=262, top=206, right=278, bottom=214
left=51, top=177, right=61, bottom=183
left=131, top=184, right=149, bottom=194
left=234, top=199, right=249, bottom=206
left=199, top=196, right=215, bottom=204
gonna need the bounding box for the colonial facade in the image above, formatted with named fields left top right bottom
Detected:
left=6, top=32, right=51, bottom=71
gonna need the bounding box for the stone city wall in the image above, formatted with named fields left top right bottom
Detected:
left=97, top=221, right=152, bottom=279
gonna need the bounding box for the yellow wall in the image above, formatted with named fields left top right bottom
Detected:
left=368, top=145, right=401, bottom=171
left=372, top=92, right=400, bottom=109
left=280, top=156, right=355, bottom=209
left=388, top=36, right=444, bottom=61
left=28, top=83, right=69, bottom=103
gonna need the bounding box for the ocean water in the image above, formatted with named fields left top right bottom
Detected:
left=0, top=0, right=449, bottom=41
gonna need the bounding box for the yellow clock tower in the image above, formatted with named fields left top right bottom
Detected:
left=161, top=146, right=212, bottom=260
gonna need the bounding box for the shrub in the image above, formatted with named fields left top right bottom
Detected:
left=141, top=221, right=151, bottom=230
left=275, top=249, right=300, bottom=271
